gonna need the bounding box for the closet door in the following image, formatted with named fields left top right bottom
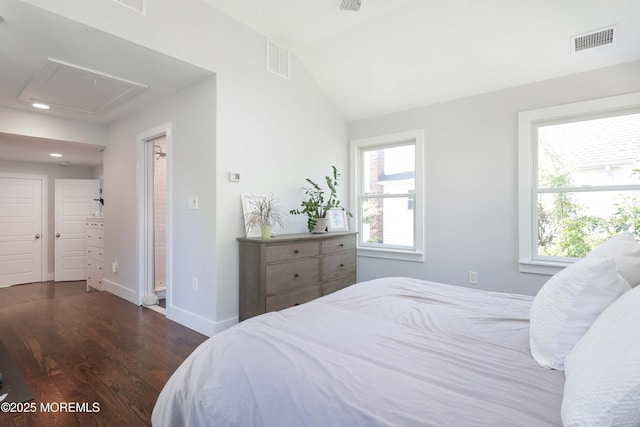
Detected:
left=0, top=176, right=43, bottom=287
left=54, top=179, right=99, bottom=282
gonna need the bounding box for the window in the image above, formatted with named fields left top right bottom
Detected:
left=519, top=92, right=640, bottom=275
left=350, top=130, right=424, bottom=261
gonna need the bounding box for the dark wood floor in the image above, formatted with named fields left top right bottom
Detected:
left=0, top=281, right=207, bottom=427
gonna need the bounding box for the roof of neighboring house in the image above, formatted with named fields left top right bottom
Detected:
left=538, top=112, right=640, bottom=169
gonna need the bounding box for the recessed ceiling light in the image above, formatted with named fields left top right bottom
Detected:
left=50, top=153, right=62, bottom=157
left=32, top=103, right=50, bottom=109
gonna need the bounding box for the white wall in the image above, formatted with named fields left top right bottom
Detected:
left=0, top=159, right=96, bottom=278
left=28, top=0, right=349, bottom=335
left=349, top=60, right=640, bottom=296
left=103, top=77, right=217, bottom=329
left=0, top=106, right=107, bottom=145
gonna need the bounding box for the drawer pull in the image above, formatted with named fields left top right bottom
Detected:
left=340, top=263, right=344, bottom=267
left=339, top=243, right=344, bottom=247
left=294, top=249, right=300, bottom=254
left=294, top=273, right=300, bottom=278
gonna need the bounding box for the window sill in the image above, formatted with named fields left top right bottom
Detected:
left=357, top=247, right=424, bottom=262
left=519, top=259, right=569, bottom=276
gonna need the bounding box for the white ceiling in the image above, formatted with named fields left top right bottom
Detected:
left=1, top=0, right=639, bottom=166
left=203, top=0, right=640, bottom=121
left=0, top=0, right=213, bottom=166
left=0, top=133, right=104, bottom=166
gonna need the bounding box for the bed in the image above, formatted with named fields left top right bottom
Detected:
left=152, top=277, right=566, bottom=426
left=154, top=231, right=640, bottom=426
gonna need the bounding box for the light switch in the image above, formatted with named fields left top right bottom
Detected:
left=188, top=196, right=199, bottom=210
left=229, top=172, right=240, bottom=182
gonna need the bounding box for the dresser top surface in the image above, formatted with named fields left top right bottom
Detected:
left=238, top=232, right=356, bottom=244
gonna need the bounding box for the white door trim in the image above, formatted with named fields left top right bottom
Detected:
left=0, top=172, right=48, bottom=283
left=136, top=123, right=172, bottom=309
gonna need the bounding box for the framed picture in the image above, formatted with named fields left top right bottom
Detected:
left=327, top=208, right=348, bottom=232
left=241, top=194, right=268, bottom=237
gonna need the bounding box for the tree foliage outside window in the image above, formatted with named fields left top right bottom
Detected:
left=536, top=112, right=640, bottom=258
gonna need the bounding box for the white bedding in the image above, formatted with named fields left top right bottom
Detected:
left=152, top=277, right=564, bottom=426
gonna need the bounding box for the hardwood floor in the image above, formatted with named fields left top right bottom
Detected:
left=0, top=281, right=207, bottom=427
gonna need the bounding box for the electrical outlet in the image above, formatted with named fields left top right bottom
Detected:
left=192, top=277, right=199, bottom=292
left=468, top=271, right=478, bottom=285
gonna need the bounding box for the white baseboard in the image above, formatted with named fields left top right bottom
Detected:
left=45, top=272, right=54, bottom=281
left=167, top=304, right=238, bottom=337
left=100, top=279, right=238, bottom=338
left=215, top=315, right=239, bottom=334
left=102, top=278, right=138, bottom=305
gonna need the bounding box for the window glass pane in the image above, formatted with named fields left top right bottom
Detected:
left=537, top=190, right=640, bottom=258
left=363, top=145, right=415, bottom=196
left=537, top=112, right=640, bottom=188
left=361, top=196, right=414, bottom=247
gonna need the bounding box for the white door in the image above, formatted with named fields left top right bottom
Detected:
left=0, top=177, right=43, bottom=287
left=54, top=179, right=99, bottom=282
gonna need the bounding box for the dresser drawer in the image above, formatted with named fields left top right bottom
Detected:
left=322, top=235, right=356, bottom=254
left=322, top=274, right=356, bottom=295
left=266, top=241, right=320, bottom=263
left=266, top=285, right=322, bottom=312
left=88, top=260, right=104, bottom=276
left=86, top=246, right=104, bottom=261
left=321, top=250, right=356, bottom=281
left=87, top=229, right=104, bottom=248
left=266, top=258, right=320, bottom=295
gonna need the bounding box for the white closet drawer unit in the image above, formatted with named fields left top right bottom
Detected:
left=86, top=218, right=105, bottom=292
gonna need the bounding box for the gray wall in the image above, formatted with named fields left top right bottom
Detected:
left=349, top=60, right=640, bottom=296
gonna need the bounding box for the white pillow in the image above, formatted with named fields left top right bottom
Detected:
left=586, top=231, right=640, bottom=287
left=563, top=285, right=640, bottom=426
left=529, top=256, right=630, bottom=370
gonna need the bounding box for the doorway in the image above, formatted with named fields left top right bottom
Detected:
left=151, top=136, right=167, bottom=307
left=137, top=123, right=172, bottom=315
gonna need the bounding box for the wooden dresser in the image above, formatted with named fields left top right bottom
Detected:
left=238, top=232, right=357, bottom=321
left=86, top=218, right=104, bottom=292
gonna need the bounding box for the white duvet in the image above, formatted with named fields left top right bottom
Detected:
left=152, top=277, right=564, bottom=426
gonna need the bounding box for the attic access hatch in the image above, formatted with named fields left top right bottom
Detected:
left=19, top=58, right=148, bottom=114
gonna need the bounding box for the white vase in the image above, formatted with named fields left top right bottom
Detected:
left=261, top=224, right=273, bottom=239
left=311, top=218, right=329, bottom=233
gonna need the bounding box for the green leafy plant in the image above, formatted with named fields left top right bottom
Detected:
left=290, top=166, right=352, bottom=232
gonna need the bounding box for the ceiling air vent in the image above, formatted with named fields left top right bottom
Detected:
left=571, top=26, right=616, bottom=54
left=266, top=39, right=290, bottom=80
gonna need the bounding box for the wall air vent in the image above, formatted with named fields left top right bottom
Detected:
left=571, top=26, right=616, bottom=54
left=266, top=38, right=290, bottom=80
left=112, top=0, right=146, bottom=15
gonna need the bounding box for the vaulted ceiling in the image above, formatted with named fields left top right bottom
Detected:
left=203, top=0, right=640, bottom=121
left=1, top=0, right=640, bottom=165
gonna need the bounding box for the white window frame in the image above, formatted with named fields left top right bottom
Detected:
left=518, top=91, right=640, bottom=275
left=350, top=129, right=425, bottom=262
